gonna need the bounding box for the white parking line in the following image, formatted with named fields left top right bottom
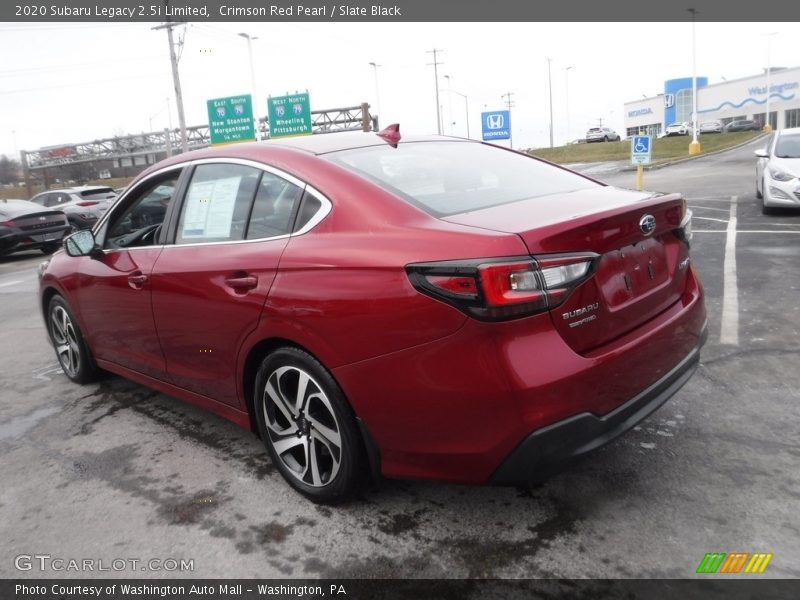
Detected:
left=693, top=216, right=730, bottom=224
left=689, top=205, right=732, bottom=213
left=695, top=230, right=800, bottom=234
left=0, top=279, right=23, bottom=288
left=720, top=197, right=739, bottom=346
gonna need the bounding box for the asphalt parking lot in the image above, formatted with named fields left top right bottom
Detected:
left=1, top=137, right=798, bottom=579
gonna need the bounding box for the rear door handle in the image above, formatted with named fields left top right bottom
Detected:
left=225, top=275, right=258, bottom=291
left=127, top=272, right=148, bottom=289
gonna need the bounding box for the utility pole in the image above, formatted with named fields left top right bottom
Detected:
left=426, top=49, right=444, bottom=135
left=153, top=14, right=188, bottom=153
left=501, top=91, right=515, bottom=148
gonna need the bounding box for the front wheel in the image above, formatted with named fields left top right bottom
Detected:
left=755, top=175, right=762, bottom=199
left=47, top=295, right=98, bottom=383
left=253, top=347, right=363, bottom=503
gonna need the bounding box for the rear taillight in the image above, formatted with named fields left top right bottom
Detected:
left=673, top=207, right=693, bottom=248
left=76, top=201, right=98, bottom=207
left=406, top=253, right=598, bottom=321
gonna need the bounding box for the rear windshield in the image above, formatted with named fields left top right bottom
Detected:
left=325, top=141, right=600, bottom=217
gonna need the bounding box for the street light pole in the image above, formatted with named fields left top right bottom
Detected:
left=565, top=66, right=573, bottom=144
left=368, top=62, right=381, bottom=119
left=547, top=57, right=554, bottom=148
left=444, top=75, right=455, bottom=135
left=449, top=89, right=470, bottom=138
left=238, top=32, right=259, bottom=139
left=688, top=8, right=701, bottom=155
left=764, top=32, right=778, bottom=132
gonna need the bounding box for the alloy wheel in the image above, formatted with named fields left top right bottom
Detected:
left=263, top=366, right=342, bottom=487
left=50, top=305, right=81, bottom=378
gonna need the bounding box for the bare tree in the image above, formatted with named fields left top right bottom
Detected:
left=0, top=155, right=21, bottom=185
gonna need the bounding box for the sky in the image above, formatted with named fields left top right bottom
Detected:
left=0, top=21, right=797, bottom=160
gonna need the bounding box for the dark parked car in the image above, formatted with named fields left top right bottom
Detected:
left=0, top=199, right=70, bottom=256
left=724, top=119, right=761, bottom=132
left=29, top=186, right=117, bottom=232
left=40, top=128, right=706, bottom=503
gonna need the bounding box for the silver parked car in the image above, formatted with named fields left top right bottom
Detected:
left=30, top=186, right=117, bottom=232
left=755, top=127, right=800, bottom=214
left=585, top=127, right=620, bottom=143
left=699, top=120, right=723, bottom=134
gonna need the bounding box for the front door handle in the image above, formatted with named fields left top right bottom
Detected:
left=225, top=275, right=258, bottom=291
left=127, top=272, right=148, bottom=289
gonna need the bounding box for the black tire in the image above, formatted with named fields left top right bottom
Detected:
left=603, top=136, right=609, bottom=142
left=41, top=243, right=60, bottom=255
left=253, top=347, right=363, bottom=503
left=755, top=176, right=762, bottom=200
left=47, top=295, right=99, bottom=384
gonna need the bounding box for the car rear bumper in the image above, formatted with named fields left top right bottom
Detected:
left=0, top=225, right=70, bottom=255
left=489, top=322, right=707, bottom=484
left=334, top=266, right=707, bottom=484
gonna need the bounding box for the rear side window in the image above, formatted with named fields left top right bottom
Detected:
left=245, top=172, right=303, bottom=240
left=80, top=188, right=114, bottom=197
left=325, top=141, right=600, bottom=217
left=176, top=163, right=260, bottom=244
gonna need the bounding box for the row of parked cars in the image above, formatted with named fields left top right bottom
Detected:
left=0, top=185, right=119, bottom=257
left=665, top=119, right=762, bottom=136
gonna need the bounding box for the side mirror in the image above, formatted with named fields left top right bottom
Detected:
left=64, top=230, right=102, bottom=259
left=754, top=148, right=769, bottom=158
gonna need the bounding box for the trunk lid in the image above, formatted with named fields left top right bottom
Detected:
left=442, top=187, right=691, bottom=353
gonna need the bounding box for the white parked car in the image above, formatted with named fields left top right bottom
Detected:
left=665, top=122, right=693, bottom=136
left=755, top=127, right=800, bottom=214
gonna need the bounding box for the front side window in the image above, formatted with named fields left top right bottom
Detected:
left=105, top=171, right=181, bottom=247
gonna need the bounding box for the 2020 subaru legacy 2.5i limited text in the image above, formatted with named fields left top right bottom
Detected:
left=39, top=126, right=707, bottom=503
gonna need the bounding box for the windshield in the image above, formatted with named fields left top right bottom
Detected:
left=775, top=134, right=800, bottom=159
left=325, top=141, right=601, bottom=217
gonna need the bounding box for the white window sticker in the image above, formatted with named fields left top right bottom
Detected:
left=181, top=176, right=240, bottom=239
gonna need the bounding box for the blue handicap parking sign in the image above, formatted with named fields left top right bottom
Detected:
left=631, top=135, right=652, bottom=165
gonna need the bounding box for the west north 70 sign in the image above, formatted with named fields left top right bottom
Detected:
left=268, top=93, right=312, bottom=138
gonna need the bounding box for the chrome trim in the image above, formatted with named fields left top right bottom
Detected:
left=95, top=157, right=332, bottom=251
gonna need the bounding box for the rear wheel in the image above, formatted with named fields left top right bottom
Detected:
left=253, top=347, right=363, bottom=503
left=47, top=295, right=98, bottom=383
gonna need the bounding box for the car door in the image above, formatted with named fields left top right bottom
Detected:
left=150, top=161, right=305, bottom=408
left=71, top=168, right=185, bottom=379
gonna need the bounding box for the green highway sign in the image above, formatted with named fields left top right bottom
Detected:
left=206, top=94, right=255, bottom=146
left=267, top=93, right=312, bottom=138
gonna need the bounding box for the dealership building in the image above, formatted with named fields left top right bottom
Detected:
left=623, top=66, right=800, bottom=137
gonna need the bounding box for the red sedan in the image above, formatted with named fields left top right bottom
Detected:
left=39, top=128, right=706, bottom=503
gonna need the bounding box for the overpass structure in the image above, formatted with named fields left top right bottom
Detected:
left=21, top=103, right=377, bottom=196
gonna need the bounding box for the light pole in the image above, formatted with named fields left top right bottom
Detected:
left=238, top=32, right=259, bottom=140
left=449, top=89, right=470, bottom=138
left=426, top=49, right=444, bottom=135
left=547, top=57, right=554, bottom=148
left=368, top=62, right=381, bottom=120
left=763, top=32, right=778, bottom=132
left=688, top=8, right=701, bottom=155
left=444, top=75, right=455, bottom=134
left=565, top=66, right=573, bottom=144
